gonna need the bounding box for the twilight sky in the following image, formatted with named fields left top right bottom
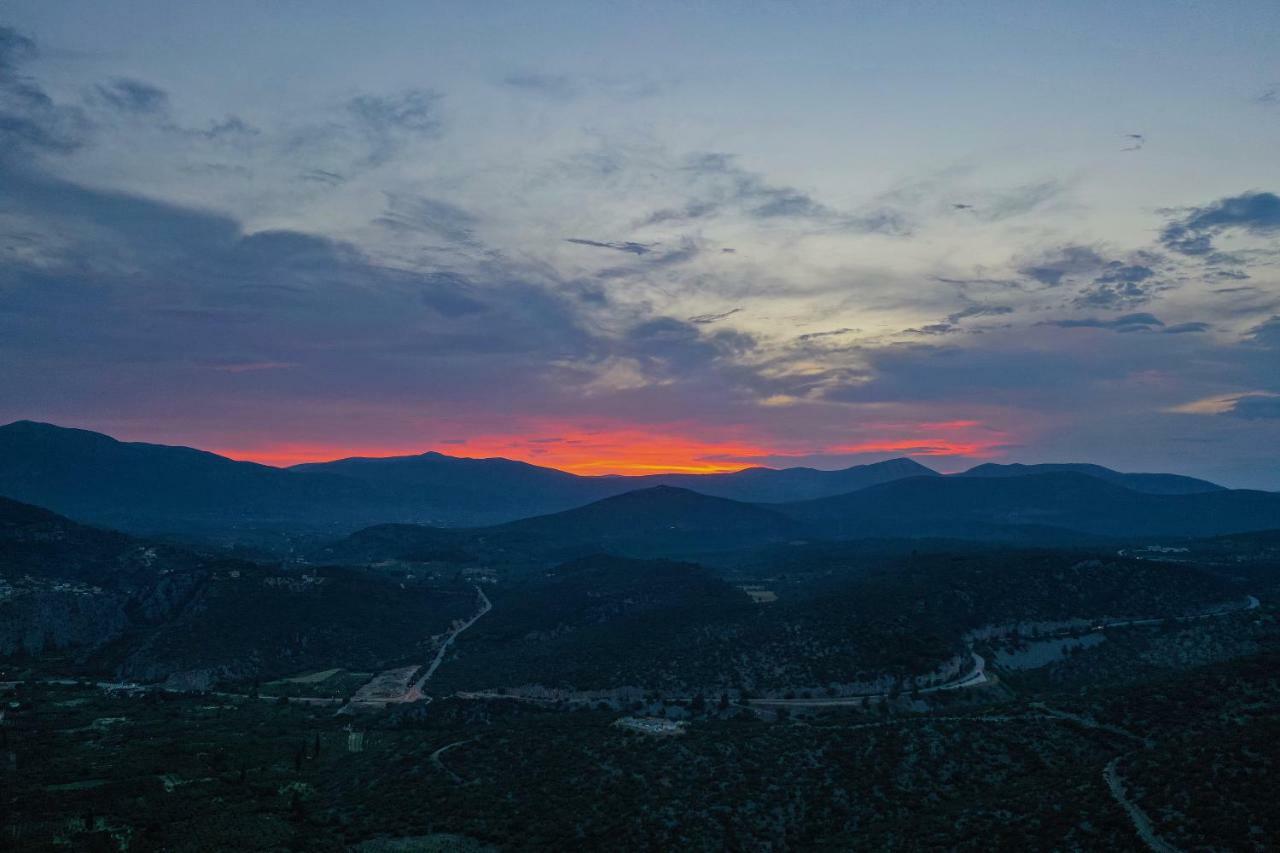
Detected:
left=2, top=2, right=1279, bottom=486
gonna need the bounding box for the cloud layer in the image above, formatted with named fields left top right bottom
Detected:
left=1, top=14, right=1279, bottom=487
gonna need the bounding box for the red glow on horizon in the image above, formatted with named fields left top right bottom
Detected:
left=212, top=420, right=1011, bottom=475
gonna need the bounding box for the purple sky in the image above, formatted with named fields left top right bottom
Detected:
left=2, top=3, right=1279, bottom=485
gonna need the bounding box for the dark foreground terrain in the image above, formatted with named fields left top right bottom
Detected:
left=3, top=489, right=1279, bottom=850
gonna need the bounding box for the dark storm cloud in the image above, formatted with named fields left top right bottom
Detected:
left=1045, top=313, right=1164, bottom=332
left=0, top=26, right=91, bottom=156
left=565, top=238, right=654, bottom=255
left=1160, top=191, right=1280, bottom=255
left=94, top=78, right=170, bottom=115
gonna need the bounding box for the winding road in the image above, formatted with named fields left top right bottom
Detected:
left=1105, top=757, right=1182, bottom=853
left=748, top=593, right=1259, bottom=709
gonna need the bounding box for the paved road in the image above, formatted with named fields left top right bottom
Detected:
left=336, top=584, right=492, bottom=713
left=749, top=593, right=1260, bottom=709
left=404, top=585, right=492, bottom=702
left=430, top=738, right=475, bottom=784
left=750, top=652, right=987, bottom=708
left=1105, top=757, right=1182, bottom=853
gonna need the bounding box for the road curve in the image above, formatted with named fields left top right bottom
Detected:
left=749, top=593, right=1260, bottom=709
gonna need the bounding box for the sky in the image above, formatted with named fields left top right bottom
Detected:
left=2, top=1, right=1279, bottom=485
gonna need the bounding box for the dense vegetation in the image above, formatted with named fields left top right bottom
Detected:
left=2, top=477, right=1278, bottom=850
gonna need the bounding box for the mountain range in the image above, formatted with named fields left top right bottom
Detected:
left=1, top=420, right=1272, bottom=553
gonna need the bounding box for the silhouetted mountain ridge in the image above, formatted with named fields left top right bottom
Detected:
left=956, top=462, right=1224, bottom=494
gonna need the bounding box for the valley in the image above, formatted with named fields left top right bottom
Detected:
left=2, top=424, right=1279, bottom=850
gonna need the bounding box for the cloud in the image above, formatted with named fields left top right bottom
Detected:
left=977, top=180, right=1063, bottom=221
left=193, top=114, right=259, bottom=141
left=1163, top=322, right=1210, bottom=334
left=1160, top=191, right=1280, bottom=255
left=501, top=71, right=664, bottom=101
left=795, top=328, right=857, bottom=342
left=1229, top=395, right=1280, bottom=419
left=1018, top=245, right=1106, bottom=286
left=903, top=323, right=958, bottom=336
left=502, top=72, right=578, bottom=100
left=94, top=78, right=170, bottom=115
left=1170, top=391, right=1280, bottom=418
left=688, top=308, right=742, bottom=325
left=1247, top=315, right=1280, bottom=348
left=375, top=194, right=480, bottom=246
left=637, top=151, right=909, bottom=234
left=565, top=238, right=654, bottom=255
left=0, top=26, right=91, bottom=156
left=1073, top=281, right=1154, bottom=309
left=298, top=169, right=344, bottom=186
left=946, top=304, right=1013, bottom=324
left=1045, top=313, right=1164, bottom=332
left=0, top=25, right=36, bottom=71
left=346, top=89, right=442, bottom=165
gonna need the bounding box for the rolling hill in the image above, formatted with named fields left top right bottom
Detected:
left=778, top=472, right=1280, bottom=540
left=0, top=495, right=474, bottom=684
left=329, top=473, right=1280, bottom=564
left=956, top=462, right=1224, bottom=495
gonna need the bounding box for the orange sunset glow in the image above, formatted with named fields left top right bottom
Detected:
left=212, top=421, right=1009, bottom=474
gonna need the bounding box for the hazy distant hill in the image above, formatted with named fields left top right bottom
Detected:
left=0, top=421, right=939, bottom=537
left=327, top=472, right=1280, bottom=563
left=4, top=421, right=1269, bottom=550
left=779, top=472, right=1280, bottom=540
left=323, top=486, right=805, bottom=564
left=631, top=457, right=939, bottom=501
left=0, top=420, right=407, bottom=535
left=956, top=462, right=1224, bottom=495
left=489, top=486, right=804, bottom=556
left=294, top=450, right=938, bottom=506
